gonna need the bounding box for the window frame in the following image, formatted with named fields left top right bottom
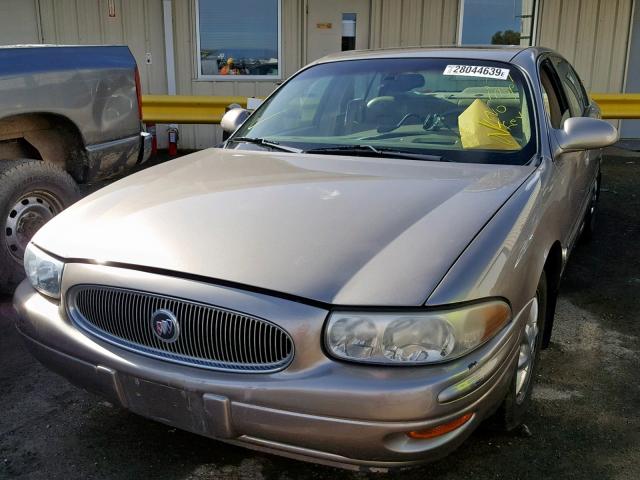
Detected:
left=539, top=57, right=571, bottom=129
left=456, top=0, right=540, bottom=46
left=550, top=56, right=589, bottom=116
left=194, top=0, right=283, bottom=82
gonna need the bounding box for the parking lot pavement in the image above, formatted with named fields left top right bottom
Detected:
left=1, top=150, right=639, bottom=480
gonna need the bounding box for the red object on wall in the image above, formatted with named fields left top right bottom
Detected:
left=168, top=126, right=179, bottom=156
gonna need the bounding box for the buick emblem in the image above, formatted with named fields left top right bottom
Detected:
left=151, top=309, right=180, bottom=343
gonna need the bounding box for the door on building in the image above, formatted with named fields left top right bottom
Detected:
left=306, top=0, right=370, bottom=63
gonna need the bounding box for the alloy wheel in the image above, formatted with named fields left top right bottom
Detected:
left=515, top=296, right=539, bottom=404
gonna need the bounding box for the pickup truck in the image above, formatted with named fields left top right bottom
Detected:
left=0, top=45, right=151, bottom=293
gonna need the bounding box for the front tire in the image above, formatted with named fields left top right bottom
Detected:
left=495, top=271, right=548, bottom=430
left=0, top=159, right=79, bottom=294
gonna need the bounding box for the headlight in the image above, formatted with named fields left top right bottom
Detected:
left=325, top=301, right=510, bottom=365
left=23, top=243, right=64, bottom=299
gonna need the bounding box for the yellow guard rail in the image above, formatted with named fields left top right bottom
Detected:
left=590, top=93, right=640, bottom=119
left=141, top=94, right=640, bottom=124
left=142, top=95, right=249, bottom=124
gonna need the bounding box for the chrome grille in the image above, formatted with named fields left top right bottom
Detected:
left=67, top=285, right=294, bottom=372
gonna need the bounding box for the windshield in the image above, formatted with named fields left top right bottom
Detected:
left=229, top=58, right=536, bottom=165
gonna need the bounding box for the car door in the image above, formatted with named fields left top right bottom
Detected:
left=550, top=56, right=599, bottom=223
left=538, top=58, right=582, bottom=248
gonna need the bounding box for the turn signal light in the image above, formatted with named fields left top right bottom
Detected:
left=407, top=412, right=473, bottom=440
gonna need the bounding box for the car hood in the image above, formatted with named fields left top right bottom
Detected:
left=34, top=149, right=534, bottom=306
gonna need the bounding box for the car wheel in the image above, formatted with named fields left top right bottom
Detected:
left=0, top=159, right=79, bottom=294
left=581, top=174, right=600, bottom=242
left=494, top=271, right=547, bottom=431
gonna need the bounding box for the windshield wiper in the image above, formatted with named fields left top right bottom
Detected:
left=228, top=137, right=303, bottom=153
left=305, top=144, right=445, bottom=162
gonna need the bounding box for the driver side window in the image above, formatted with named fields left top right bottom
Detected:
left=540, top=60, right=569, bottom=129
left=552, top=57, right=588, bottom=117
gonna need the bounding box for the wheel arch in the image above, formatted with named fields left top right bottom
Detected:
left=0, top=113, right=87, bottom=181
left=541, top=240, right=563, bottom=348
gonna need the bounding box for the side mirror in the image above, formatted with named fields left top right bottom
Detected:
left=556, top=117, right=619, bottom=152
left=221, top=108, right=250, bottom=134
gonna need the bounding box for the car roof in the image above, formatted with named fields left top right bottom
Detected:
left=312, top=45, right=553, bottom=65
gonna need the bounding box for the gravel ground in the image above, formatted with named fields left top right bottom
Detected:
left=1, top=149, right=639, bottom=480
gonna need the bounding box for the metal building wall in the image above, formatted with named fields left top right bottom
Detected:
left=369, top=0, right=459, bottom=47
left=621, top=0, right=640, bottom=138
left=37, top=0, right=168, bottom=96
left=176, top=0, right=459, bottom=148
left=0, top=0, right=168, bottom=96
left=0, top=0, right=41, bottom=44
left=537, top=0, right=633, bottom=92
left=171, top=0, right=305, bottom=148
left=0, top=0, right=635, bottom=148
left=367, top=0, right=632, bottom=94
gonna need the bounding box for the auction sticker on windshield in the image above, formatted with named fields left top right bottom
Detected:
left=443, top=65, right=510, bottom=80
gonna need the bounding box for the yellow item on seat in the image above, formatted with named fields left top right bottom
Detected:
left=458, top=99, right=520, bottom=150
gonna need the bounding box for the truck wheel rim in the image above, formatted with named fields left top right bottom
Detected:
left=4, top=192, right=62, bottom=262
left=515, top=296, right=539, bottom=404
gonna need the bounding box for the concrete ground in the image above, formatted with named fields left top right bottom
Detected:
left=1, top=149, right=639, bottom=480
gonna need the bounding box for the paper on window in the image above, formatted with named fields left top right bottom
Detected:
left=458, top=99, right=520, bottom=150
left=444, top=65, right=510, bottom=80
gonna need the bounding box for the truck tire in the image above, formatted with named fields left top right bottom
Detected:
left=0, top=159, right=79, bottom=294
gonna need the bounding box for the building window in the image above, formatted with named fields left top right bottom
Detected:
left=458, top=0, right=538, bottom=46
left=196, top=0, right=281, bottom=80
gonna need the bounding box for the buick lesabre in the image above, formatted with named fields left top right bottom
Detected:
left=14, top=46, right=618, bottom=471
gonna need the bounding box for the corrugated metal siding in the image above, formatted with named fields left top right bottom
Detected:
left=175, top=0, right=458, bottom=148
left=173, top=0, right=305, bottom=148
left=0, top=0, right=41, bottom=44
left=620, top=0, right=640, bottom=138
left=370, top=0, right=458, bottom=48
left=0, top=0, right=634, bottom=147
left=173, top=0, right=304, bottom=148
left=36, top=0, right=168, bottom=95
left=173, top=0, right=623, bottom=147
left=537, top=0, right=633, bottom=92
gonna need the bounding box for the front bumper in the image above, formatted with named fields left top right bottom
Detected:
left=13, top=264, right=529, bottom=471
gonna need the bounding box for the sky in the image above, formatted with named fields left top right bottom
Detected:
left=460, top=0, right=525, bottom=44
left=198, top=0, right=278, bottom=59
